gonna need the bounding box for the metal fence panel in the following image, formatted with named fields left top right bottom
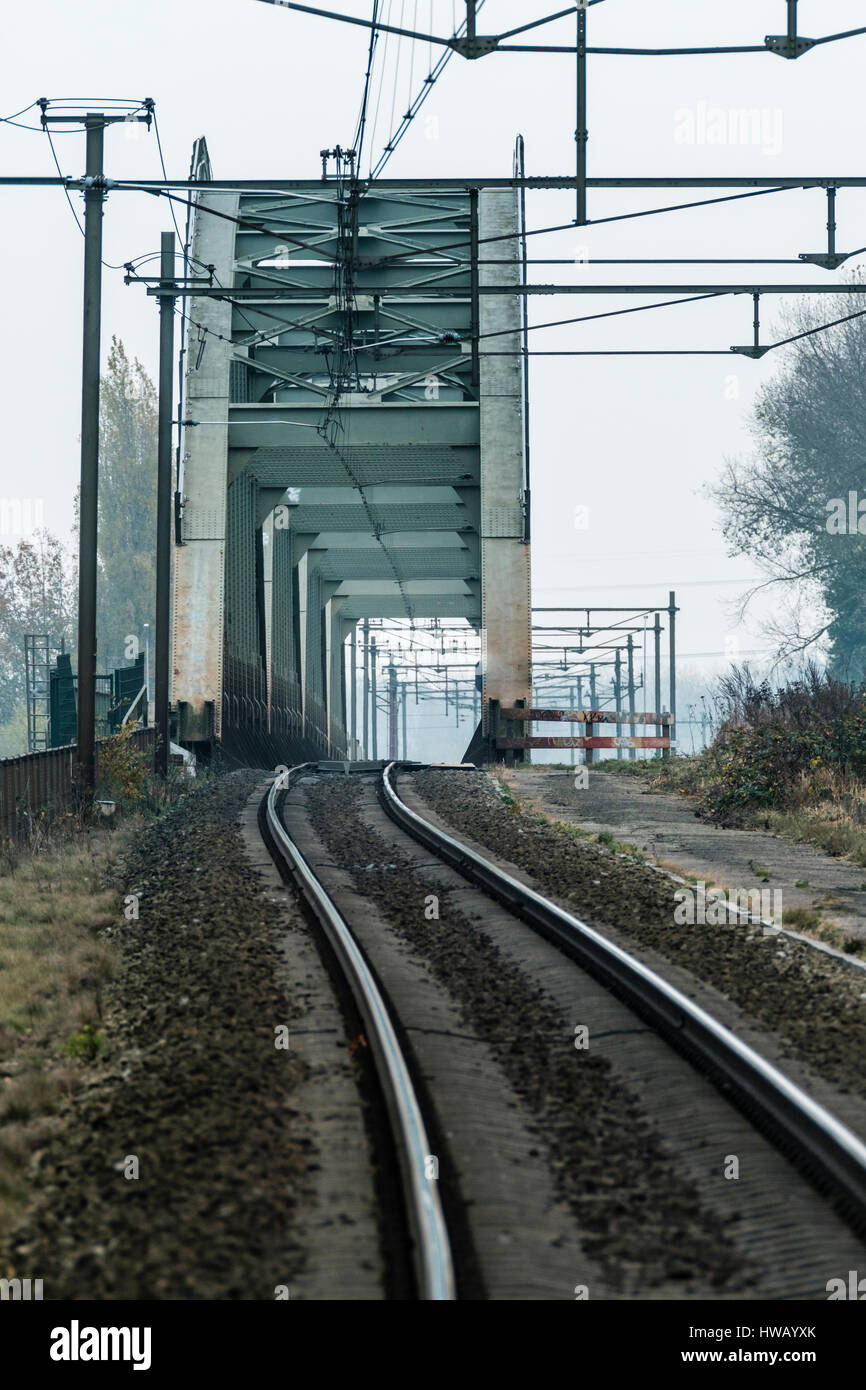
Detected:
left=0, top=729, right=155, bottom=840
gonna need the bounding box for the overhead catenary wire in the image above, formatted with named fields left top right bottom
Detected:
left=358, top=187, right=799, bottom=269
left=353, top=1, right=381, bottom=173
left=309, top=153, right=417, bottom=629
left=152, top=111, right=195, bottom=277
left=2, top=95, right=149, bottom=132
left=11, top=60, right=857, bottom=733
left=20, top=67, right=863, bottom=539
left=368, top=0, right=489, bottom=178
left=15, top=170, right=848, bottom=274
left=0, top=100, right=46, bottom=131
left=475, top=291, right=726, bottom=344
left=165, top=287, right=866, bottom=359
left=388, top=2, right=405, bottom=148
left=367, top=0, right=393, bottom=165
left=164, top=271, right=866, bottom=368
left=482, top=296, right=866, bottom=359
left=43, top=121, right=140, bottom=270
left=43, top=123, right=85, bottom=235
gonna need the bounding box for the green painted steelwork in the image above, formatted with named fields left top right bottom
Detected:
left=172, top=150, right=530, bottom=760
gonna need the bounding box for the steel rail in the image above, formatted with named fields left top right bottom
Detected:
left=264, top=766, right=455, bottom=1300
left=380, top=763, right=866, bottom=1236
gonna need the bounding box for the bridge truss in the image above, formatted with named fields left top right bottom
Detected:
left=172, top=143, right=531, bottom=761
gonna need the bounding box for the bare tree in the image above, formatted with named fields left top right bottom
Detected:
left=712, top=283, right=866, bottom=677
left=0, top=530, right=76, bottom=726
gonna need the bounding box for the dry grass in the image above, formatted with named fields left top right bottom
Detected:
left=780, top=905, right=866, bottom=960
left=762, top=805, right=866, bottom=867
left=0, top=822, right=134, bottom=1243
left=591, top=755, right=706, bottom=796
left=752, top=767, right=866, bottom=865
left=782, top=904, right=822, bottom=933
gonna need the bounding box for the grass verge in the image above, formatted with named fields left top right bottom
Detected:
left=0, top=821, right=134, bottom=1249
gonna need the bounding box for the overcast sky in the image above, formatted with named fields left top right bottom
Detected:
left=3, top=0, right=865, bottom=691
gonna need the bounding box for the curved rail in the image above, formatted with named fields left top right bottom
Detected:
left=381, top=761, right=866, bottom=1236
left=265, top=767, right=455, bottom=1301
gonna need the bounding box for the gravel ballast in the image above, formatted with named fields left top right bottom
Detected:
left=410, top=769, right=866, bottom=1097
left=4, top=772, right=310, bottom=1300
left=303, top=775, right=747, bottom=1295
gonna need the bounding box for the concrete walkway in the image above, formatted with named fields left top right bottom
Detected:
left=499, top=766, right=866, bottom=946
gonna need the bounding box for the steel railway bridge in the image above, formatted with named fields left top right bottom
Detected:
left=172, top=140, right=531, bottom=764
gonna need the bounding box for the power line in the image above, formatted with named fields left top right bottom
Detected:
left=152, top=111, right=192, bottom=275
left=43, top=124, right=84, bottom=236
left=476, top=290, right=724, bottom=343
left=359, top=188, right=798, bottom=269
left=42, top=121, right=146, bottom=271
left=353, top=1, right=381, bottom=172
left=369, top=0, right=488, bottom=178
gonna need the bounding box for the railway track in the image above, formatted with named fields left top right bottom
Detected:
left=263, top=763, right=454, bottom=1301
left=262, top=760, right=866, bottom=1300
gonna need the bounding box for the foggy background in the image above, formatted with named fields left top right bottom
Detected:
left=3, top=0, right=863, bottom=758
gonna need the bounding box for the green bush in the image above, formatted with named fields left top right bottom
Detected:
left=701, top=664, right=866, bottom=822
left=98, top=723, right=151, bottom=805
left=63, top=1021, right=104, bottom=1061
